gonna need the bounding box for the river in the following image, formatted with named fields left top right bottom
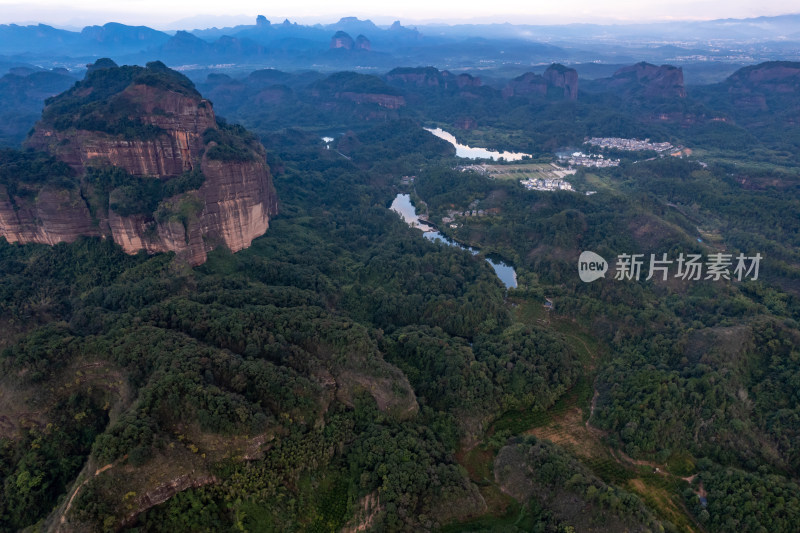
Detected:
left=424, top=127, right=533, bottom=161
left=390, top=194, right=518, bottom=289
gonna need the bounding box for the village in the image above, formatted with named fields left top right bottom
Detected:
left=585, top=136, right=675, bottom=152
left=560, top=151, right=621, bottom=168
left=520, top=177, right=575, bottom=191
left=441, top=200, right=501, bottom=226
left=457, top=162, right=580, bottom=191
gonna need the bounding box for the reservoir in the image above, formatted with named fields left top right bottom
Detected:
left=390, top=194, right=518, bottom=289
left=424, top=127, right=532, bottom=161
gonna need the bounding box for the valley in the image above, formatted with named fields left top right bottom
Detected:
left=0, top=13, right=798, bottom=533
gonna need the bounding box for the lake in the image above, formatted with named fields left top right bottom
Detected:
left=424, top=127, right=533, bottom=161
left=390, top=194, right=518, bottom=289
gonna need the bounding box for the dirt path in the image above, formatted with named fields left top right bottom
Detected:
left=59, top=455, right=127, bottom=528
left=485, top=309, right=704, bottom=531
left=586, top=383, right=599, bottom=429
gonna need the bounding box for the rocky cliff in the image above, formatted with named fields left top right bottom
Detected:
left=310, top=71, right=406, bottom=118
left=502, top=64, right=578, bottom=100
left=592, top=62, right=686, bottom=99
left=542, top=64, right=578, bottom=100
left=355, top=34, right=371, bottom=51
left=28, top=82, right=216, bottom=176
left=727, top=61, right=800, bottom=92
left=0, top=183, right=100, bottom=245
left=502, top=72, right=547, bottom=98
left=724, top=61, right=800, bottom=111
left=330, top=31, right=355, bottom=50
left=1, top=59, right=278, bottom=265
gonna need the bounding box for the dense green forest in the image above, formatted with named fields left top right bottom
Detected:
left=42, top=60, right=198, bottom=136
left=0, top=125, right=584, bottom=531
left=2, top=59, right=800, bottom=533
left=402, top=124, right=800, bottom=531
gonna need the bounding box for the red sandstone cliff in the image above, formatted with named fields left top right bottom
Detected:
left=725, top=61, right=800, bottom=111
left=503, top=64, right=578, bottom=100
left=727, top=61, right=800, bottom=92
left=502, top=72, right=547, bottom=98
left=330, top=31, right=354, bottom=50
left=27, top=83, right=216, bottom=176
left=542, top=64, right=578, bottom=100
left=0, top=184, right=100, bottom=245
left=1, top=60, right=277, bottom=266
left=605, top=62, right=686, bottom=99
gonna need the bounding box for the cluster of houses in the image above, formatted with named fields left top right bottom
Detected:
left=562, top=152, right=621, bottom=168
left=521, top=177, right=575, bottom=191
left=457, top=164, right=489, bottom=174
left=585, top=137, right=674, bottom=152
left=441, top=207, right=501, bottom=227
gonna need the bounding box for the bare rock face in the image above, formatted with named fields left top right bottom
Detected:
left=503, top=72, right=547, bottom=98
left=106, top=154, right=277, bottom=265
left=330, top=31, right=354, bottom=50
left=27, top=83, right=216, bottom=176
left=502, top=65, right=577, bottom=100
left=725, top=61, right=800, bottom=110
left=355, top=34, right=371, bottom=51
left=607, top=62, right=686, bottom=99
left=197, top=155, right=277, bottom=255
left=543, top=64, right=578, bottom=100
left=0, top=184, right=100, bottom=245
left=2, top=60, right=278, bottom=266
left=728, top=61, right=800, bottom=91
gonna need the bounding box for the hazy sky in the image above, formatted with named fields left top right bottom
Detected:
left=0, top=0, right=795, bottom=29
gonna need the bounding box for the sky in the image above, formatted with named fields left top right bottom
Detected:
left=0, top=0, right=795, bottom=29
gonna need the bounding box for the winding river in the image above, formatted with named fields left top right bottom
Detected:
left=390, top=194, right=518, bottom=289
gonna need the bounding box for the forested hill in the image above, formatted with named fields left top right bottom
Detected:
left=1, top=59, right=278, bottom=266
left=0, top=121, right=599, bottom=531
left=0, top=50, right=799, bottom=532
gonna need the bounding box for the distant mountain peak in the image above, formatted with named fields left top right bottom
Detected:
left=86, top=57, right=118, bottom=74
left=330, top=31, right=354, bottom=50
left=355, top=34, right=371, bottom=51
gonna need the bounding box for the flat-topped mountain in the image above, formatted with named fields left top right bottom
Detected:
left=686, top=60, right=800, bottom=128
left=727, top=61, right=800, bottom=90
left=1, top=59, right=278, bottom=265
left=311, top=71, right=406, bottom=112
left=385, top=66, right=482, bottom=89
left=723, top=61, right=800, bottom=111
left=502, top=64, right=578, bottom=100
left=585, top=62, right=686, bottom=99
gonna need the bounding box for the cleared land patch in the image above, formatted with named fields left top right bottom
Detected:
left=480, top=163, right=576, bottom=181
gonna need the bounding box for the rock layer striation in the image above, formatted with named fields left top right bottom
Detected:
left=1, top=60, right=278, bottom=265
